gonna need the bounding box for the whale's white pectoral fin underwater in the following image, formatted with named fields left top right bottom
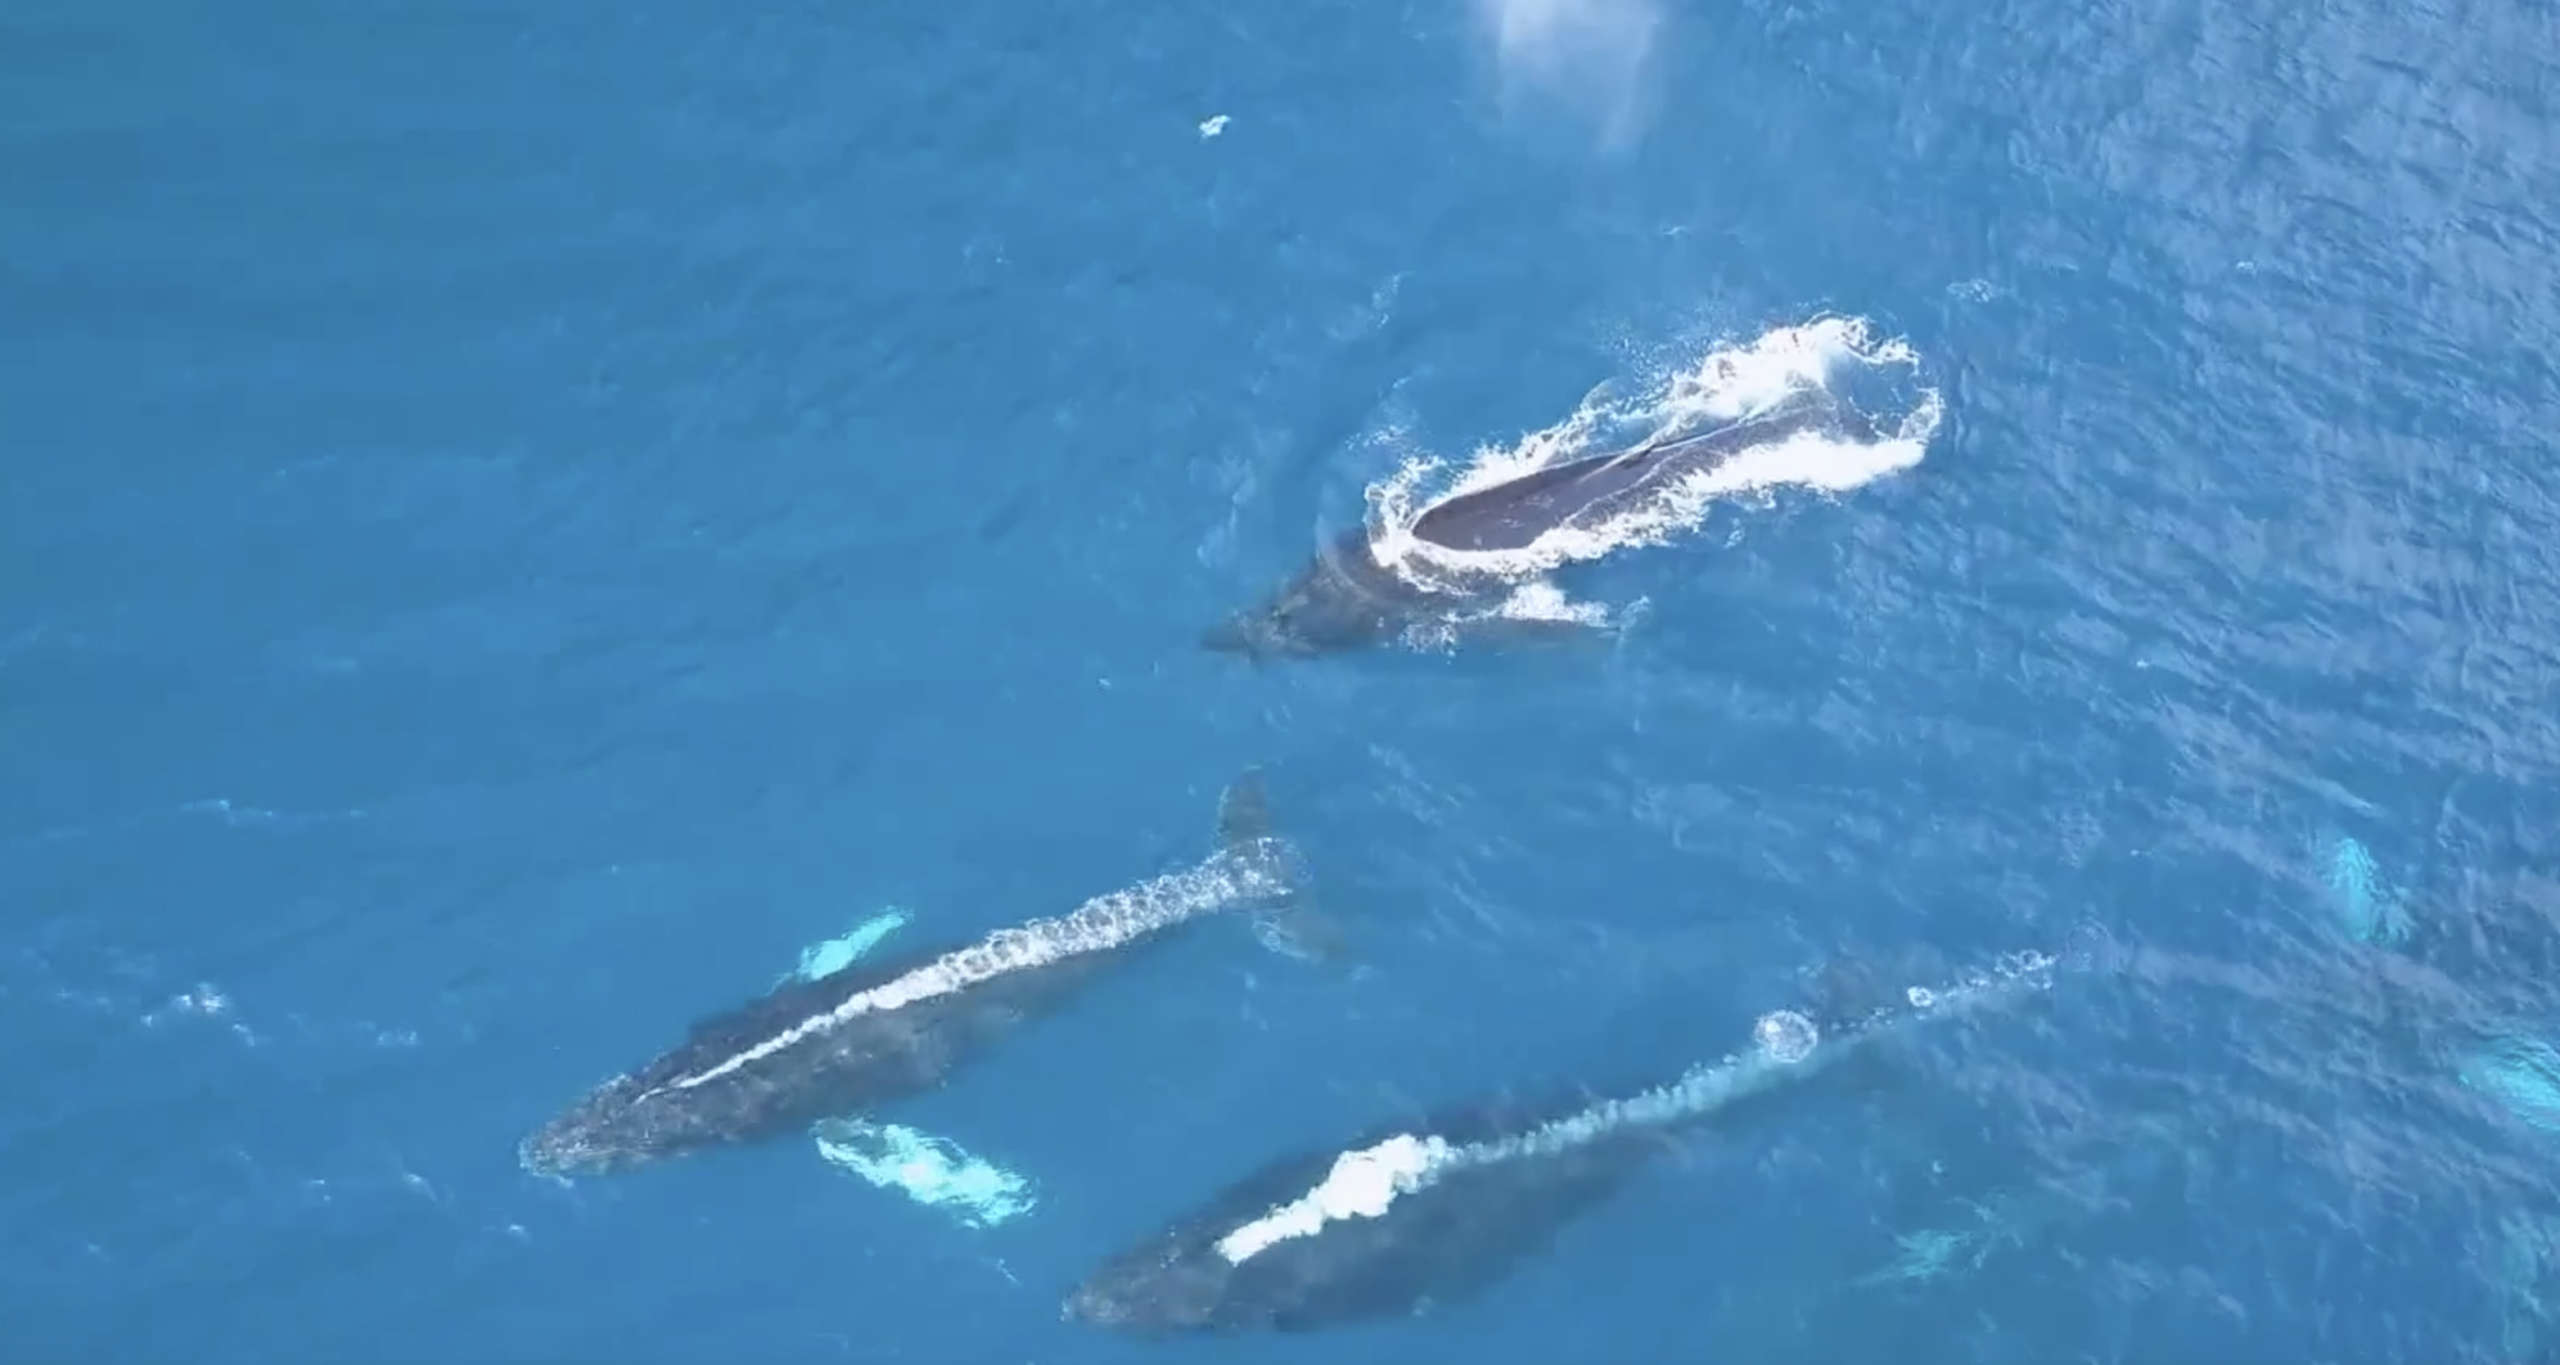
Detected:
left=771, top=796, right=1341, bottom=1232
left=787, top=908, right=1040, bottom=1229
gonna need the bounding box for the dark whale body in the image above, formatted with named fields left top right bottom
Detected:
left=1068, top=1096, right=1655, bottom=1335
left=524, top=936, right=1113, bottom=1177
left=521, top=775, right=1307, bottom=1177
left=1202, top=392, right=1864, bottom=660
left=1063, top=950, right=2061, bottom=1336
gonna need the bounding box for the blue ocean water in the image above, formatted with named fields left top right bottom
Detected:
left=7, top=0, right=2560, bottom=1358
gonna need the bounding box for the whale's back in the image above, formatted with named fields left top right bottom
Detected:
left=1410, top=396, right=1851, bottom=553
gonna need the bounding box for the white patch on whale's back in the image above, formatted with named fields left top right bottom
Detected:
left=1365, top=315, right=1938, bottom=604
left=1213, top=948, right=2059, bottom=1265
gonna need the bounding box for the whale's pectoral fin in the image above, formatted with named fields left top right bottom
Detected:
left=1457, top=614, right=1619, bottom=651
left=1441, top=584, right=1629, bottom=654
left=1250, top=894, right=1353, bottom=966
left=812, top=1116, right=1038, bottom=1229
left=789, top=908, right=911, bottom=983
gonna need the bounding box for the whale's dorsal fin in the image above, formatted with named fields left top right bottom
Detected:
left=1813, top=953, right=1887, bottom=1024
left=1214, top=768, right=1352, bottom=966
left=1218, top=769, right=1273, bottom=848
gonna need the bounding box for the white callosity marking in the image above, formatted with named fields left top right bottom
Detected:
left=1215, top=950, right=2061, bottom=1265
left=648, top=843, right=1291, bottom=1098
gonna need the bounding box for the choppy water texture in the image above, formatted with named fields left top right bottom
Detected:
left=6, top=0, right=2560, bottom=1359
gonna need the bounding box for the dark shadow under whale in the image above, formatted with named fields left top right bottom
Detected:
left=1202, top=391, right=1869, bottom=661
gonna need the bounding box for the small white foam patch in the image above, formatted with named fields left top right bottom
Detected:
left=1215, top=949, right=2058, bottom=1264
left=645, top=844, right=1291, bottom=1099
left=1364, top=315, right=1938, bottom=609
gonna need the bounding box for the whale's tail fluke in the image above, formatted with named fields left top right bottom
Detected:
left=1214, top=769, right=1350, bottom=966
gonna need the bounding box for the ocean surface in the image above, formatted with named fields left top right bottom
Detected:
left=7, top=0, right=2559, bottom=1359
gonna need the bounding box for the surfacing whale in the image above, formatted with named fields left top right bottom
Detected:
left=1201, top=391, right=1865, bottom=661
left=1062, top=945, right=2070, bottom=1336
left=521, top=772, right=1318, bottom=1177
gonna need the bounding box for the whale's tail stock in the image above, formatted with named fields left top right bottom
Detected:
left=1214, top=769, right=1351, bottom=967
left=1217, top=769, right=1276, bottom=851
left=1753, top=928, right=2107, bottom=1105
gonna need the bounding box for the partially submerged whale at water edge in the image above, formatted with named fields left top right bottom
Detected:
left=521, top=771, right=1330, bottom=1178
left=1062, top=944, right=2075, bottom=1335
left=1201, top=390, right=1874, bottom=661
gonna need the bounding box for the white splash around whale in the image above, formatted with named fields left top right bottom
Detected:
left=1360, top=314, right=1939, bottom=632
left=1215, top=949, right=2058, bottom=1265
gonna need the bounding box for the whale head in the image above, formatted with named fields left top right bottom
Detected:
left=519, top=1074, right=741, bottom=1177
left=1203, top=529, right=1435, bottom=661
left=1061, top=1238, right=1243, bottom=1336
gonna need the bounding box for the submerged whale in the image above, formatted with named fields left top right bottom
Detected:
left=1201, top=392, right=1865, bottom=661
left=522, top=772, right=1316, bottom=1177
left=1062, top=946, right=2067, bottom=1335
